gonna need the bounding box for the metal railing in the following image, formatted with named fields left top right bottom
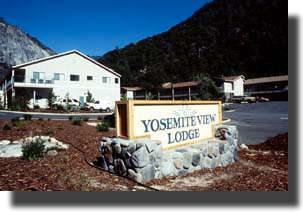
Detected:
left=14, top=76, right=54, bottom=85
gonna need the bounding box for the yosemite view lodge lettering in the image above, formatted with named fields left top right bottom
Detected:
left=141, top=113, right=217, bottom=145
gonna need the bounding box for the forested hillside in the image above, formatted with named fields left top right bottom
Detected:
left=98, top=0, right=287, bottom=88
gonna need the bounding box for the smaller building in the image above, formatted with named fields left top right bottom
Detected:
left=121, top=75, right=245, bottom=102
left=244, top=75, right=288, bottom=100
left=220, top=75, right=245, bottom=101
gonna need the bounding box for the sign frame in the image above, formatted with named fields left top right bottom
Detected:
left=115, top=100, right=222, bottom=150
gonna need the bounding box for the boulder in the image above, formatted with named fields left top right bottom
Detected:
left=113, top=143, right=122, bottom=155
left=127, top=143, right=136, bottom=154
left=0, top=140, right=10, bottom=146
left=192, top=152, right=201, bottom=166
left=47, top=150, right=58, bottom=156
left=137, top=164, right=155, bottom=182
left=128, top=169, right=142, bottom=183
left=160, top=161, right=176, bottom=177
left=144, top=140, right=157, bottom=153
left=174, top=157, right=183, bottom=169
left=130, top=146, right=149, bottom=168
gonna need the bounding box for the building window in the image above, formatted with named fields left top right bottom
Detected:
left=54, top=73, right=65, bottom=81
left=70, top=74, right=80, bottom=81
left=87, top=76, right=93, bottom=81
left=232, top=82, right=234, bottom=90
left=102, top=77, right=107, bottom=83
left=115, top=78, right=119, bottom=84
left=33, top=72, right=45, bottom=80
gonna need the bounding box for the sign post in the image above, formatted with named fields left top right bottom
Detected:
left=116, top=100, right=222, bottom=151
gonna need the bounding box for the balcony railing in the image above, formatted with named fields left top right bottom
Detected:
left=14, top=76, right=54, bottom=85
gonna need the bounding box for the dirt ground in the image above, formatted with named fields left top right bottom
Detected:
left=0, top=119, right=288, bottom=191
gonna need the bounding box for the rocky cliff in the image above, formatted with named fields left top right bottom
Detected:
left=0, top=18, right=56, bottom=67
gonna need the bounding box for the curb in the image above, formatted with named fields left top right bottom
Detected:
left=222, top=118, right=231, bottom=123
left=0, top=110, right=113, bottom=116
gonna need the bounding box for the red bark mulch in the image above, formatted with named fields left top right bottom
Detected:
left=0, top=119, right=288, bottom=191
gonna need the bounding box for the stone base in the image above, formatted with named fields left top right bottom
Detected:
left=98, top=125, right=238, bottom=183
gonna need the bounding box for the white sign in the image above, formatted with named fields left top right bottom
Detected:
left=132, top=103, right=221, bottom=150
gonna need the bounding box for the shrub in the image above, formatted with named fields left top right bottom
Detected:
left=83, top=117, right=89, bottom=122
left=22, top=139, right=45, bottom=160
left=23, top=114, right=32, bottom=121
left=104, top=114, right=115, bottom=128
left=55, top=104, right=64, bottom=110
left=16, top=121, right=28, bottom=131
left=97, top=115, right=103, bottom=121
left=11, top=117, right=20, bottom=126
left=48, top=118, right=51, bottom=121
left=2, top=123, right=12, bottom=130
left=68, top=116, right=74, bottom=121
left=56, top=124, right=64, bottom=130
left=96, top=121, right=109, bottom=132
left=42, top=127, right=54, bottom=135
left=71, top=117, right=82, bottom=126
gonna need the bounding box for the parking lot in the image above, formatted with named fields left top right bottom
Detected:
left=223, top=101, right=288, bottom=145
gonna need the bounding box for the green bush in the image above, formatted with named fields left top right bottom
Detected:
left=54, top=104, right=64, bottom=110
left=22, top=139, right=45, bottom=160
left=96, top=121, right=109, bottom=132
left=104, top=114, right=115, bottom=127
left=16, top=121, right=27, bottom=131
left=11, top=117, right=20, bottom=126
left=56, top=124, right=64, bottom=130
left=68, top=116, right=74, bottom=121
left=71, top=117, right=82, bottom=126
left=2, top=123, right=12, bottom=130
left=83, top=117, right=89, bottom=122
left=23, top=114, right=32, bottom=121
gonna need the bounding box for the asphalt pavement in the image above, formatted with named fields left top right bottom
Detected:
left=0, top=110, right=113, bottom=120
left=0, top=102, right=288, bottom=145
left=223, top=101, right=288, bottom=145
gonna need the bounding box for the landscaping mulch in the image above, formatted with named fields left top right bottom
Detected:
left=0, top=119, right=288, bottom=191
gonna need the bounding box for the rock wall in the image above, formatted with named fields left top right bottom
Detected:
left=97, top=125, right=238, bottom=183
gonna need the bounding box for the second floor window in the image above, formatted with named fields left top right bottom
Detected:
left=33, top=72, right=45, bottom=80
left=54, top=73, right=65, bottom=81
left=115, top=78, right=119, bottom=84
left=87, top=76, right=93, bottom=81
left=70, top=74, right=80, bottom=81
left=102, top=77, right=107, bottom=83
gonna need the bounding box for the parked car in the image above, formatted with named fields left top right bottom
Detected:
left=86, top=100, right=113, bottom=112
left=54, top=98, right=79, bottom=107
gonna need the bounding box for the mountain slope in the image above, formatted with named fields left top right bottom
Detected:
left=98, top=0, right=287, bottom=88
left=0, top=18, right=56, bottom=67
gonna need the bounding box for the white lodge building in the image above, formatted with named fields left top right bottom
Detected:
left=0, top=50, right=121, bottom=109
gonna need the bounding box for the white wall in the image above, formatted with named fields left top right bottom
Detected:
left=17, top=52, right=120, bottom=105
left=223, top=81, right=233, bottom=93
left=233, top=78, right=244, bottom=96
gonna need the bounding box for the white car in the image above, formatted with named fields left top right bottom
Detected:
left=87, top=100, right=113, bottom=112
left=54, top=98, right=79, bottom=107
